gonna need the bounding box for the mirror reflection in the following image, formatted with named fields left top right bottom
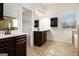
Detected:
left=0, top=16, right=18, bottom=31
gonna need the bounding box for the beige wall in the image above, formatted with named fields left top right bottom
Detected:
left=23, top=3, right=79, bottom=44
left=45, top=4, right=79, bottom=43
left=22, top=3, right=48, bottom=46
left=4, top=3, right=22, bottom=33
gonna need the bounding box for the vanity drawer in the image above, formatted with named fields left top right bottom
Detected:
left=0, top=40, right=13, bottom=48
left=0, top=42, right=13, bottom=48
left=16, top=38, right=26, bottom=42
left=0, top=45, right=14, bottom=56
left=15, top=35, right=26, bottom=43
left=0, top=38, right=13, bottom=44
left=16, top=40, right=26, bottom=45
left=16, top=35, right=26, bottom=39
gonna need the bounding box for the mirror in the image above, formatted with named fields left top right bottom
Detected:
left=0, top=16, right=18, bottom=31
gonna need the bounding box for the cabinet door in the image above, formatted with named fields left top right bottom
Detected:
left=16, top=40, right=26, bottom=56
left=34, top=32, right=42, bottom=47
left=34, top=31, right=47, bottom=47
left=43, top=31, right=47, bottom=44
left=0, top=38, right=14, bottom=56
left=0, top=45, right=14, bottom=56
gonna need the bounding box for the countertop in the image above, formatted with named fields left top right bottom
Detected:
left=0, top=33, right=27, bottom=39
left=34, top=30, right=50, bottom=32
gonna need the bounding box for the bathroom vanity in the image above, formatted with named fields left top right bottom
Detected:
left=0, top=33, right=27, bottom=56
left=34, top=30, right=48, bottom=47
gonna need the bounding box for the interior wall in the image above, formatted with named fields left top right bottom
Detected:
left=22, top=7, right=32, bottom=46
left=4, top=3, right=22, bottom=33
left=22, top=4, right=48, bottom=46
left=22, top=3, right=79, bottom=45
left=22, top=8, right=32, bottom=36
left=46, top=4, right=79, bottom=43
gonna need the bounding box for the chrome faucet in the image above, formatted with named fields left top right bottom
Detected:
left=5, top=28, right=11, bottom=35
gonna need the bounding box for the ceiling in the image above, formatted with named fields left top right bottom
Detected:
left=22, top=3, right=79, bottom=18
left=22, top=3, right=79, bottom=10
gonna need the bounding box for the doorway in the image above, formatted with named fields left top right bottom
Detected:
left=22, top=7, right=32, bottom=47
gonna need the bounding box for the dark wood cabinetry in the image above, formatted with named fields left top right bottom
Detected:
left=0, top=34, right=27, bottom=56
left=15, top=35, right=26, bottom=56
left=0, top=38, right=14, bottom=56
left=34, top=31, right=47, bottom=47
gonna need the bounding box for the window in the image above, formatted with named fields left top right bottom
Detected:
left=61, top=11, right=76, bottom=28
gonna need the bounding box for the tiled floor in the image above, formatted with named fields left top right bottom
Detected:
left=27, top=40, right=77, bottom=56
